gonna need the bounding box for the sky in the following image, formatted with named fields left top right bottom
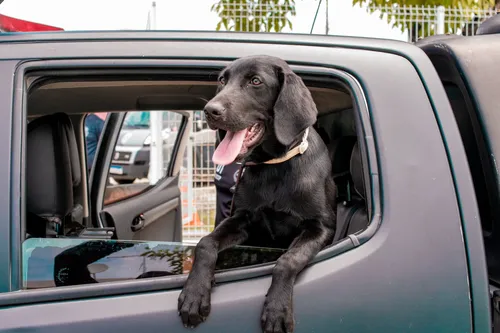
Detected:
left=0, top=0, right=408, bottom=41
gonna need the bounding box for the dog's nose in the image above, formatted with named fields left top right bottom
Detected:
left=204, top=102, right=225, bottom=119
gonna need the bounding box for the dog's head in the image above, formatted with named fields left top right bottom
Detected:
left=204, top=55, right=318, bottom=165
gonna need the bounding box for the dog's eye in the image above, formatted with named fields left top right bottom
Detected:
left=250, top=77, right=262, bottom=86
left=219, top=77, right=225, bottom=85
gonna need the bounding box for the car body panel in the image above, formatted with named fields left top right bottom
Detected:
left=0, top=32, right=489, bottom=332
left=416, top=35, right=500, bottom=333
left=0, top=60, right=17, bottom=293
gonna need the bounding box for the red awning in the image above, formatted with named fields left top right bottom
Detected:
left=0, top=13, right=63, bottom=32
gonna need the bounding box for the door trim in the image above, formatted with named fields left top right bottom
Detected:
left=141, top=198, right=179, bottom=229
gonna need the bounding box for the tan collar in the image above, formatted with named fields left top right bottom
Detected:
left=245, top=128, right=310, bottom=166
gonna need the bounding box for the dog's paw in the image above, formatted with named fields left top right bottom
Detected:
left=178, top=281, right=211, bottom=329
left=260, top=298, right=294, bottom=333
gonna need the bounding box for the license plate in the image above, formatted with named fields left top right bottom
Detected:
left=110, top=165, right=123, bottom=175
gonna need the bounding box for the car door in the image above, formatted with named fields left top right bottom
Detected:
left=88, top=110, right=191, bottom=242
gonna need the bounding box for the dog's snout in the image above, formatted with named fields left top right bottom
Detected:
left=204, top=102, right=225, bottom=119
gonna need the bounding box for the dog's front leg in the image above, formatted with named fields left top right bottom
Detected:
left=261, top=224, right=334, bottom=333
left=178, top=212, right=249, bottom=328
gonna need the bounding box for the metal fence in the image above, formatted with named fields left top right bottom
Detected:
left=178, top=3, right=498, bottom=242
left=367, top=5, right=497, bottom=42
left=179, top=112, right=217, bottom=243
left=209, top=0, right=297, bottom=32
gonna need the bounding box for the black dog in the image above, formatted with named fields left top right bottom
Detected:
left=178, top=55, right=337, bottom=333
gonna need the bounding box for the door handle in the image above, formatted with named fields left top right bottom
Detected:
left=131, top=214, right=145, bottom=232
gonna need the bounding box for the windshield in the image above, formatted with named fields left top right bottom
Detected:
left=123, top=111, right=150, bottom=129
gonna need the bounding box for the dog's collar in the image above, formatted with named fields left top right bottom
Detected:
left=244, top=128, right=309, bottom=166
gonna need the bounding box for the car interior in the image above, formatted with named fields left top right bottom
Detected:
left=23, top=72, right=370, bottom=281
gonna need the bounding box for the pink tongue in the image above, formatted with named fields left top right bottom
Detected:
left=213, top=129, right=248, bottom=165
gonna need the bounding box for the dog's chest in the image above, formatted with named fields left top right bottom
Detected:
left=235, top=166, right=314, bottom=213
left=236, top=175, right=294, bottom=211
left=244, top=209, right=302, bottom=248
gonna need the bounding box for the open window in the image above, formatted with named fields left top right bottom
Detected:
left=21, top=63, right=373, bottom=290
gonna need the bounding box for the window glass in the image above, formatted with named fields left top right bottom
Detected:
left=23, top=238, right=284, bottom=289
left=102, top=110, right=184, bottom=205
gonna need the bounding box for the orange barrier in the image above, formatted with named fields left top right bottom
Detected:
left=180, top=180, right=204, bottom=226
left=184, top=212, right=202, bottom=227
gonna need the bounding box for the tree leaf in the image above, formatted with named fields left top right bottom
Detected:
left=354, top=0, right=496, bottom=40
left=212, top=0, right=297, bottom=32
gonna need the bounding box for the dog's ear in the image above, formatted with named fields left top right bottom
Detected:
left=273, top=68, right=317, bottom=146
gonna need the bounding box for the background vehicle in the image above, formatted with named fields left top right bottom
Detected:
left=0, top=26, right=499, bottom=333
left=111, top=111, right=216, bottom=185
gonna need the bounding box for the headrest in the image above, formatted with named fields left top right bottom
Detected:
left=329, top=136, right=357, bottom=179
left=350, top=141, right=365, bottom=199
left=26, top=113, right=75, bottom=221
left=477, top=14, right=500, bottom=35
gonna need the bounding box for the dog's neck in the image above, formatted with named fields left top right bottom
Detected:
left=244, top=128, right=310, bottom=166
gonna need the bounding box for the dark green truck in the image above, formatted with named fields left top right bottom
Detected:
left=0, top=16, right=498, bottom=333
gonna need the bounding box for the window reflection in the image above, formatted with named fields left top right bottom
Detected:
left=23, top=238, right=285, bottom=289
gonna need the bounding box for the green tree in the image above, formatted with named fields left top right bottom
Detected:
left=211, top=0, right=297, bottom=32
left=141, top=246, right=189, bottom=275
left=352, top=0, right=499, bottom=41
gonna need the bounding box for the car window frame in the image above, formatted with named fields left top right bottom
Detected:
left=0, top=60, right=20, bottom=293
left=3, top=58, right=378, bottom=306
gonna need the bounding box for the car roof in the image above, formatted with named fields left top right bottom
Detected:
left=0, top=30, right=415, bottom=60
